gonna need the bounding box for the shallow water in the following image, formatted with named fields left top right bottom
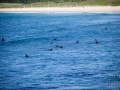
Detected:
left=0, top=12, right=120, bottom=90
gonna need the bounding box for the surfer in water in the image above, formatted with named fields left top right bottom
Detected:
left=76, top=41, right=79, bottom=43
left=56, top=45, right=59, bottom=47
left=50, top=42, right=53, bottom=44
left=1, top=38, right=5, bottom=42
left=48, top=48, right=53, bottom=51
left=59, top=46, right=63, bottom=48
left=56, top=45, right=63, bottom=48
left=95, top=39, right=98, bottom=44
left=105, top=27, right=107, bottom=30
left=25, top=54, right=29, bottom=58
left=54, top=38, right=57, bottom=41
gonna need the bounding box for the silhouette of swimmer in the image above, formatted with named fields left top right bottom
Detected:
left=95, top=39, right=98, bottom=44
left=54, top=38, right=57, bottom=40
left=25, top=54, right=29, bottom=58
left=1, top=38, right=5, bottom=42
left=76, top=41, right=79, bottom=43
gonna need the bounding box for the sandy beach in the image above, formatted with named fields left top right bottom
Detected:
left=0, top=6, right=120, bottom=12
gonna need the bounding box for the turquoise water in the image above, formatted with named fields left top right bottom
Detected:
left=0, top=12, right=120, bottom=90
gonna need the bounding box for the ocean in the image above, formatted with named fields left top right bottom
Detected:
left=0, top=12, right=120, bottom=90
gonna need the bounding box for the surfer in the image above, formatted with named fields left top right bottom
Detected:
left=54, top=38, right=57, bottom=41
left=59, top=46, right=63, bottom=48
left=1, top=38, right=5, bottom=42
left=25, top=54, right=29, bottom=58
left=56, top=45, right=59, bottom=47
left=76, top=41, right=79, bottom=43
left=48, top=48, right=53, bottom=51
left=105, top=27, right=107, bottom=30
left=95, top=39, right=98, bottom=44
left=50, top=42, right=53, bottom=44
left=56, top=45, right=63, bottom=48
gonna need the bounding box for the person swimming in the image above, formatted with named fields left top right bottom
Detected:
left=1, top=38, right=5, bottom=42
left=95, top=39, right=98, bottom=44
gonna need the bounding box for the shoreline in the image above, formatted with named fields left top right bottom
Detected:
left=0, top=6, right=120, bottom=12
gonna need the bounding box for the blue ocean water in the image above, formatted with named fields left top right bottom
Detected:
left=0, top=12, right=120, bottom=90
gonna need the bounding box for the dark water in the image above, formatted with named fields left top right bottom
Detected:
left=0, top=12, right=120, bottom=90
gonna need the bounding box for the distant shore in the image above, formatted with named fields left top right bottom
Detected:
left=0, top=6, right=120, bottom=12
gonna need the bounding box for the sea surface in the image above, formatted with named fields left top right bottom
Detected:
left=0, top=12, right=120, bottom=90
